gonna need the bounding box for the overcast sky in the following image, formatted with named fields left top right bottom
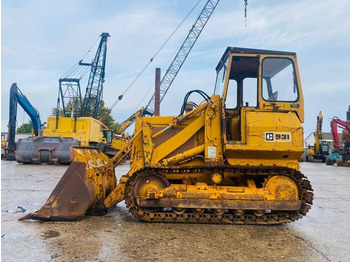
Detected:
left=2, top=0, right=350, bottom=135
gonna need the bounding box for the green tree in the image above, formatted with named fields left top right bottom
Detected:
left=91, top=100, right=121, bottom=133
left=17, top=122, right=32, bottom=133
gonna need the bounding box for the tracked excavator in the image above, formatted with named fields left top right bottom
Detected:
left=21, top=47, right=313, bottom=224
left=327, top=106, right=350, bottom=166
left=306, top=112, right=329, bottom=162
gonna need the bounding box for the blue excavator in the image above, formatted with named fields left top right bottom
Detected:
left=5, top=83, right=79, bottom=163
left=5, top=83, right=42, bottom=160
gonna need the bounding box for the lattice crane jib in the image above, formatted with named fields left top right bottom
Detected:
left=145, top=0, right=220, bottom=115
left=82, top=32, right=110, bottom=118
left=58, top=32, right=110, bottom=118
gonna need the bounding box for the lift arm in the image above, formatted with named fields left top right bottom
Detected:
left=7, top=83, right=41, bottom=154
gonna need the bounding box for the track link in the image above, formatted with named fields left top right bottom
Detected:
left=125, top=165, right=313, bottom=225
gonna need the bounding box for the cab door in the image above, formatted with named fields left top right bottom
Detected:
left=217, top=54, right=260, bottom=144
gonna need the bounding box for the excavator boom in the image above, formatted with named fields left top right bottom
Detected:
left=330, top=117, right=350, bottom=149
left=5, top=83, right=42, bottom=160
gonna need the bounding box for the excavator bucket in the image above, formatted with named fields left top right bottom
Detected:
left=20, top=147, right=117, bottom=221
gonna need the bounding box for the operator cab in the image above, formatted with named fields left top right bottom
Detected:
left=102, top=129, right=113, bottom=144
left=214, top=47, right=304, bottom=143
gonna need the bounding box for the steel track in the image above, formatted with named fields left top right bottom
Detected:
left=125, top=165, right=313, bottom=225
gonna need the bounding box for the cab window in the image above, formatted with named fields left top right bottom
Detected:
left=214, top=59, right=228, bottom=95
left=227, top=56, right=259, bottom=108
left=243, top=78, right=257, bottom=107
left=226, top=79, right=238, bottom=109
left=262, top=58, right=298, bottom=102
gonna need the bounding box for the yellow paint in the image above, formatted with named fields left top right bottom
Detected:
left=72, top=147, right=116, bottom=203
left=43, top=116, right=103, bottom=145
left=49, top=47, right=307, bottom=213
left=110, top=136, right=128, bottom=151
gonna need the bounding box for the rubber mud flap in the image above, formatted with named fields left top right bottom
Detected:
left=19, top=161, right=96, bottom=221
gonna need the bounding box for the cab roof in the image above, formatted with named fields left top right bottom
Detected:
left=216, top=47, right=296, bottom=71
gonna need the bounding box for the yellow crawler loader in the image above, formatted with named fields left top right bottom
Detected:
left=21, top=47, right=313, bottom=224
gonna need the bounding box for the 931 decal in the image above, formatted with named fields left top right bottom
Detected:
left=265, top=132, right=291, bottom=142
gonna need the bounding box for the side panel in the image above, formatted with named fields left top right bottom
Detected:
left=43, top=116, right=103, bottom=145
left=225, top=110, right=303, bottom=170
left=130, top=100, right=225, bottom=170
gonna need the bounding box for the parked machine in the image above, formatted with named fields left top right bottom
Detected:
left=306, top=112, right=329, bottom=162
left=22, top=47, right=313, bottom=225
left=15, top=33, right=117, bottom=164
left=327, top=106, right=350, bottom=166
left=4, top=83, right=44, bottom=161
left=13, top=0, right=226, bottom=164
left=1, top=133, right=8, bottom=158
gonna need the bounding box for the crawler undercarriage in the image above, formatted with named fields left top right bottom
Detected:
left=125, top=165, right=313, bottom=224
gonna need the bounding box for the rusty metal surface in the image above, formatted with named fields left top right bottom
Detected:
left=137, top=198, right=302, bottom=210
left=154, top=68, right=160, bottom=116
left=19, top=161, right=95, bottom=220
left=124, top=165, right=313, bottom=225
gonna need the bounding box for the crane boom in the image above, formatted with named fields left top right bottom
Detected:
left=81, top=32, right=110, bottom=118
left=145, top=0, right=220, bottom=114
left=115, top=0, right=220, bottom=134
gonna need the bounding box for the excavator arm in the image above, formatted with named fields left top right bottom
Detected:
left=330, top=117, right=350, bottom=150
left=7, top=83, right=41, bottom=159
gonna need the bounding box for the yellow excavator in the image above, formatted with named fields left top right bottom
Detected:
left=22, top=47, right=313, bottom=224
left=306, top=112, right=329, bottom=162
left=1, top=133, right=7, bottom=159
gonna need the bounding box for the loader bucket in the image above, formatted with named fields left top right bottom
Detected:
left=19, top=161, right=96, bottom=221
left=20, top=147, right=117, bottom=221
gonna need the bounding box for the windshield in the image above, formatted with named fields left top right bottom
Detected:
left=262, top=58, right=298, bottom=102
left=103, top=130, right=112, bottom=144
left=214, top=59, right=228, bottom=95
